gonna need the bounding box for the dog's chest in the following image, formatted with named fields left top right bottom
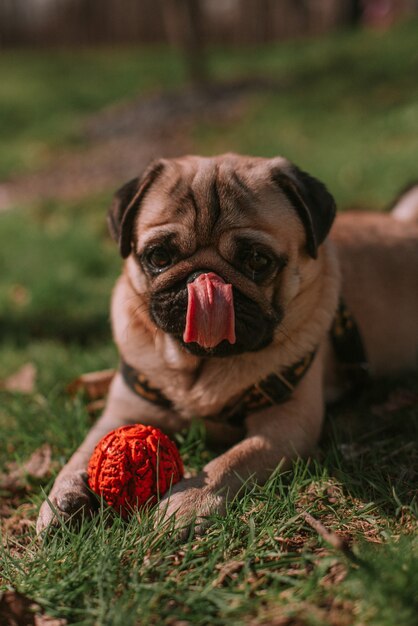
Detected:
left=159, top=367, right=244, bottom=419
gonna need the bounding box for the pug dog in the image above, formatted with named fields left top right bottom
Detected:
left=37, top=154, right=418, bottom=536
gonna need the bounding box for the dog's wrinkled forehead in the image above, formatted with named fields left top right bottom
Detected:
left=108, top=153, right=336, bottom=259
left=136, top=155, right=281, bottom=239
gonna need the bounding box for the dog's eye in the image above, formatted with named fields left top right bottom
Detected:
left=245, top=251, right=271, bottom=273
left=146, top=246, right=173, bottom=270
left=236, top=245, right=286, bottom=282
left=240, top=250, right=273, bottom=280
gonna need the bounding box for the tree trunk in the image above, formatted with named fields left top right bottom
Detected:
left=160, top=0, right=209, bottom=88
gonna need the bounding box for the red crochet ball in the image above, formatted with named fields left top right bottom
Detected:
left=87, top=424, right=183, bottom=518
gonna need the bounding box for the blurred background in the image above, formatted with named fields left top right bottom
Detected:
left=0, top=0, right=417, bottom=362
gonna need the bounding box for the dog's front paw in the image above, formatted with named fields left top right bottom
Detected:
left=157, top=475, right=226, bottom=540
left=36, top=470, right=97, bottom=535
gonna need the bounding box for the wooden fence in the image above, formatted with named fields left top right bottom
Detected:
left=0, top=0, right=415, bottom=47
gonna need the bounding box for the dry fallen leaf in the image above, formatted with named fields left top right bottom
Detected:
left=35, top=613, right=67, bottom=626
left=8, top=284, right=31, bottom=308
left=250, top=613, right=307, bottom=626
left=22, top=444, right=52, bottom=479
left=213, top=560, right=245, bottom=586
left=0, top=444, right=53, bottom=492
left=86, top=399, right=107, bottom=415
left=0, top=363, right=37, bottom=394
left=67, top=368, right=115, bottom=400
left=0, top=590, right=67, bottom=626
left=372, top=388, right=418, bottom=417
left=2, top=511, right=34, bottom=541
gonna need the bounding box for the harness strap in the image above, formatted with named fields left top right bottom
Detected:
left=120, top=360, right=173, bottom=410
left=330, top=300, right=369, bottom=387
left=120, top=299, right=369, bottom=428
left=210, top=350, right=317, bottom=426
left=120, top=349, right=317, bottom=428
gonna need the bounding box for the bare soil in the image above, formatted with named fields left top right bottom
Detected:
left=0, top=80, right=270, bottom=208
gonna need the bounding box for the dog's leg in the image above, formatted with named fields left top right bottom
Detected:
left=36, top=373, right=180, bottom=534
left=158, top=353, right=325, bottom=538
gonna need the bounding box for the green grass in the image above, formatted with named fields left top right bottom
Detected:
left=1, top=368, right=417, bottom=625
left=1, top=18, right=418, bottom=626
left=193, top=19, right=418, bottom=206
left=0, top=196, right=120, bottom=343
left=1, top=19, right=418, bottom=207
left=0, top=47, right=185, bottom=178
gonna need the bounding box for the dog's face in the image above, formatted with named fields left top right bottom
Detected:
left=108, top=154, right=335, bottom=358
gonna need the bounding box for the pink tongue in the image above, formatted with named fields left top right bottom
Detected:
left=183, top=272, right=236, bottom=349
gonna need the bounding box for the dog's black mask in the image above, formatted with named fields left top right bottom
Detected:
left=150, top=282, right=282, bottom=358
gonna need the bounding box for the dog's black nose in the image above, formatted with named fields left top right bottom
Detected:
left=187, top=269, right=213, bottom=284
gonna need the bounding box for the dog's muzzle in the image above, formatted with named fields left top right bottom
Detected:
left=150, top=271, right=281, bottom=357
left=186, top=269, right=212, bottom=283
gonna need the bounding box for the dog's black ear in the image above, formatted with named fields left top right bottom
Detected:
left=107, top=160, right=165, bottom=258
left=271, top=163, right=336, bottom=259
left=107, top=177, right=140, bottom=246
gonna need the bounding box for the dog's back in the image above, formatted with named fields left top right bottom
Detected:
left=331, top=198, right=418, bottom=376
left=389, top=182, right=418, bottom=224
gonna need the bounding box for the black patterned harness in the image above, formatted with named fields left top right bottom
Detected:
left=120, top=300, right=368, bottom=428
